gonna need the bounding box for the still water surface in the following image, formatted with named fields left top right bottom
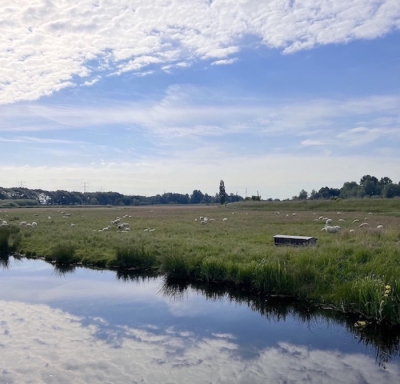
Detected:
left=0, top=257, right=399, bottom=383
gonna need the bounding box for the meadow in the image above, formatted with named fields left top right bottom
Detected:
left=1, top=199, right=400, bottom=324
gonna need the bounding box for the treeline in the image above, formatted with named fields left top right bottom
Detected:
left=0, top=187, right=243, bottom=206
left=293, top=175, right=400, bottom=200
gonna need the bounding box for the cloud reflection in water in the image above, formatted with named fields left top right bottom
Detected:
left=0, top=300, right=399, bottom=384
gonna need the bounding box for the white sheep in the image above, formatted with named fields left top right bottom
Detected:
left=352, top=219, right=359, bottom=224
left=359, top=223, right=369, bottom=227
left=1, top=221, right=8, bottom=226
left=322, top=225, right=341, bottom=233
left=31, top=222, right=37, bottom=228
left=223, top=218, right=228, bottom=221
left=20, top=221, right=27, bottom=226
left=338, top=219, right=345, bottom=222
left=326, top=219, right=332, bottom=224
left=377, top=225, right=383, bottom=229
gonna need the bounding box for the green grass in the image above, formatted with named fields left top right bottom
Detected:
left=2, top=199, right=400, bottom=324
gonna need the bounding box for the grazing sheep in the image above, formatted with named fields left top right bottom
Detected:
left=1, top=221, right=8, bottom=226
left=352, top=219, right=359, bottom=224
left=20, top=221, right=27, bottom=226
left=359, top=223, right=369, bottom=227
left=102, top=226, right=111, bottom=231
left=377, top=225, right=383, bottom=229
left=322, top=225, right=341, bottom=233
left=326, top=219, right=332, bottom=224
left=275, top=212, right=280, bottom=215
left=31, top=222, right=37, bottom=228
left=338, top=219, right=345, bottom=222
left=292, top=213, right=296, bottom=216
left=71, top=223, right=75, bottom=227
left=349, top=229, right=355, bottom=233
left=223, top=218, right=228, bottom=222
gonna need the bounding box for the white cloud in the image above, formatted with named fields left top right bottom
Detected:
left=1, top=300, right=399, bottom=383
left=211, top=58, right=238, bottom=65
left=0, top=151, right=399, bottom=199
left=1, top=0, right=399, bottom=104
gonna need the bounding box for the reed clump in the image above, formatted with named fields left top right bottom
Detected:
left=114, top=242, right=156, bottom=270
left=47, top=242, right=78, bottom=264
left=0, top=225, right=21, bottom=257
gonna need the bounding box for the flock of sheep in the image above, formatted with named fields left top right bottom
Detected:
left=0, top=208, right=386, bottom=238
left=194, top=210, right=385, bottom=236
left=314, top=212, right=384, bottom=234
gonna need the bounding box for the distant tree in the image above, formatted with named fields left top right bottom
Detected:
left=360, top=175, right=380, bottom=196
left=219, top=180, right=227, bottom=205
left=379, top=176, right=393, bottom=186
left=340, top=181, right=361, bottom=198
left=309, top=189, right=321, bottom=200
left=190, top=190, right=204, bottom=204
left=382, top=183, right=400, bottom=198
left=298, top=189, right=308, bottom=200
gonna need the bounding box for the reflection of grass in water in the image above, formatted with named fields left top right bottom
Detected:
left=0, top=255, right=10, bottom=268
left=115, top=269, right=159, bottom=282
left=52, top=264, right=76, bottom=277
left=161, top=276, right=400, bottom=368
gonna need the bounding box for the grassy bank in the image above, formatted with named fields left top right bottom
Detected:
left=1, top=199, right=400, bottom=324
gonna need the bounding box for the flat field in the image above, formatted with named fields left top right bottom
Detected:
left=1, top=199, right=400, bottom=323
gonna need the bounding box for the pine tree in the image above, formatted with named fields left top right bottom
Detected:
left=219, top=180, right=226, bottom=205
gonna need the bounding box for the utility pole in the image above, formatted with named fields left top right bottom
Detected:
left=82, top=182, right=89, bottom=193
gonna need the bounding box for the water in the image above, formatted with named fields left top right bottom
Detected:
left=0, top=257, right=399, bottom=383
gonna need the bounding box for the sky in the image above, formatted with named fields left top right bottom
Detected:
left=1, top=0, right=400, bottom=200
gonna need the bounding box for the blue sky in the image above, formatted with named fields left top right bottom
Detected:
left=1, top=0, right=400, bottom=199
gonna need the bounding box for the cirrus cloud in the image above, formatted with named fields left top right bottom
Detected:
left=1, top=0, right=400, bottom=104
